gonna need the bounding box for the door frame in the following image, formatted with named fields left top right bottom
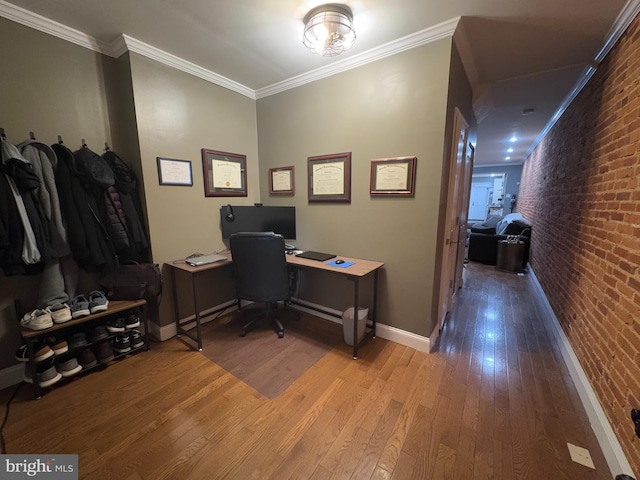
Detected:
left=432, top=107, right=469, bottom=346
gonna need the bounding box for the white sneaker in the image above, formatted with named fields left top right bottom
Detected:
left=49, top=303, right=72, bottom=323
left=20, top=309, right=53, bottom=331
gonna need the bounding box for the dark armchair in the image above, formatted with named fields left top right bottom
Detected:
left=229, top=232, right=291, bottom=338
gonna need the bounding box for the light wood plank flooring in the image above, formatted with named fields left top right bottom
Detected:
left=0, top=262, right=612, bottom=479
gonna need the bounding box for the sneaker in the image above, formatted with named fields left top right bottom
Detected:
left=125, top=313, right=140, bottom=330
left=88, top=326, right=109, bottom=344
left=70, top=295, right=90, bottom=318
left=55, top=354, right=82, bottom=377
left=45, top=337, right=69, bottom=356
left=94, top=340, right=114, bottom=364
left=112, top=334, right=131, bottom=353
left=68, top=332, right=88, bottom=350
left=77, top=348, right=97, bottom=369
left=23, top=358, right=62, bottom=388
left=106, top=317, right=125, bottom=333
left=20, top=309, right=53, bottom=330
left=15, top=343, right=54, bottom=362
left=49, top=303, right=72, bottom=323
left=129, top=330, right=144, bottom=349
left=88, top=291, right=109, bottom=314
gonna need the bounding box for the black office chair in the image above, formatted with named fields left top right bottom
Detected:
left=230, top=232, right=291, bottom=338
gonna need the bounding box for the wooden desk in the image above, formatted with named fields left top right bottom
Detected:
left=166, top=252, right=384, bottom=358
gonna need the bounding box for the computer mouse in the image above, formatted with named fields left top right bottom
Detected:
left=335, top=259, right=345, bottom=264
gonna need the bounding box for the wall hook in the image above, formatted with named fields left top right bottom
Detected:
left=0, top=128, right=6, bottom=140
left=104, top=142, right=110, bottom=152
left=29, top=131, right=36, bottom=141
left=81, top=138, right=87, bottom=148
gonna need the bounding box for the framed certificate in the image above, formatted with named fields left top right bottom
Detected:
left=269, top=166, right=295, bottom=195
left=370, top=156, right=417, bottom=196
left=307, top=152, right=351, bottom=202
left=201, top=148, right=247, bottom=197
left=157, top=157, right=193, bottom=186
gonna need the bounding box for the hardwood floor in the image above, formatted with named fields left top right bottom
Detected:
left=1, top=262, right=612, bottom=479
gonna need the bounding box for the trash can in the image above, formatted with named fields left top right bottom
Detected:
left=496, top=239, right=525, bottom=273
left=342, top=307, right=368, bottom=346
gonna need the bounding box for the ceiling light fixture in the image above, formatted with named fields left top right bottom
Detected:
left=507, top=148, right=514, bottom=153
left=303, top=3, right=356, bottom=57
left=510, top=136, right=517, bottom=142
left=505, top=156, right=511, bottom=160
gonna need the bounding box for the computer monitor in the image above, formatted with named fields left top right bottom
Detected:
left=220, top=205, right=296, bottom=240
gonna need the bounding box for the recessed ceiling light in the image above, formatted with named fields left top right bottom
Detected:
left=505, top=156, right=511, bottom=160
left=510, top=136, right=517, bottom=142
left=507, top=148, right=514, bottom=153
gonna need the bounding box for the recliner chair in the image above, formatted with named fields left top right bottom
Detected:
left=229, top=232, right=291, bottom=338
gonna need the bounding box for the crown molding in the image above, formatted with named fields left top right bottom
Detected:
left=0, top=0, right=458, bottom=101
left=256, top=17, right=460, bottom=99
left=524, top=0, right=640, bottom=161
left=595, top=0, right=640, bottom=63
left=0, top=0, right=111, bottom=55
left=121, top=35, right=256, bottom=99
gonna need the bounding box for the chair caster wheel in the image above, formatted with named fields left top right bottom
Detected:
left=278, top=332, right=284, bottom=338
left=240, top=331, right=247, bottom=337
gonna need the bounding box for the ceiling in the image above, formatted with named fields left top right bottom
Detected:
left=2, top=0, right=637, bottom=166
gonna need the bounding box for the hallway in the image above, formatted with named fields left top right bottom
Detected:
left=437, top=261, right=612, bottom=478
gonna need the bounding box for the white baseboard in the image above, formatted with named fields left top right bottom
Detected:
left=0, top=363, right=24, bottom=390
left=528, top=266, right=634, bottom=478
left=289, top=298, right=431, bottom=353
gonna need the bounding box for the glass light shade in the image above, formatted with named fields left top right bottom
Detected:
left=303, top=4, right=356, bottom=57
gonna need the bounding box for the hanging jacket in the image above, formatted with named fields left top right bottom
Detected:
left=102, top=150, right=149, bottom=260
left=53, top=144, right=117, bottom=270
left=0, top=139, right=40, bottom=264
left=19, top=140, right=68, bottom=246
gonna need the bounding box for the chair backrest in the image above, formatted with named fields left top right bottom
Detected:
left=229, top=232, right=290, bottom=303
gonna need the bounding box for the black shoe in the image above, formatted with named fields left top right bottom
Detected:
left=106, top=317, right=125, bottom=333
left=68, top=332, right=88, bottom=350
left=15, top=342, right=54, bottom=363
left=129, top=330, right=144, bottom=349
left=88, top=326, right=109, bottom=344
left=77, top=347, right=97, bottom=369
left=125, top=313, right=140, bottom=330
left=23, top=357, right=62, bottom=387
left=112, top=334, right=131, bottom=353
left=94, top=340, right=114, bottom=364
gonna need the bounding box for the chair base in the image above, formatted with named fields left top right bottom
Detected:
left=240, top=302, right=285, bottom=338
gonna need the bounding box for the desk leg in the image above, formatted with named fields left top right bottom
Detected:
left=372, top=270, right=378, bottom=338
left=352, top=277, right=359, bottom=360
left=191, top=272, right=203, bottom=351
left=172, top=268, right=181, bottom=338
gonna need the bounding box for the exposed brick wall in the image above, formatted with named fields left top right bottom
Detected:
left=518, top=14, right=640, bottom=473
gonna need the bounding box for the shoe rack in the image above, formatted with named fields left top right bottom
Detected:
left=18, top=299, right=149, bottom=398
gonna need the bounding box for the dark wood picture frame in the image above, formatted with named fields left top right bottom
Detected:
left=370, top=156, right=417, bottom=196
left=269, top=166, right=295, bottom=195
left=307, top=152, right=351, bottom=203
left=157, top=157, right=193, bottom=186
left=201, top=148, right=247, bottom=197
